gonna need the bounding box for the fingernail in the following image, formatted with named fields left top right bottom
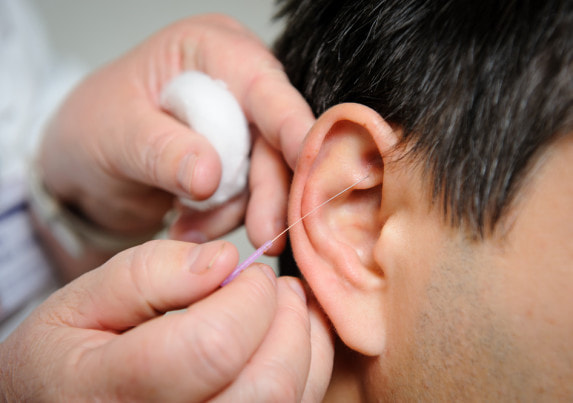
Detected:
left=180, top=230, right=207, bottom=244
left=187, top=244, right=205, bottom=273
left=187, top=241, right=226, bottom=273
left=178, top=153, right=197, bottom=193
left=287, top=278, right=307, bottom=303
left=207, top=242, right=226, bottom=270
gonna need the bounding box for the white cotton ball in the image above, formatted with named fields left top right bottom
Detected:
left=160, top=71, right=250, bottom=211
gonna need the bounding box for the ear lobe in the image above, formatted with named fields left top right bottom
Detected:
left=289, top=103, right=398, bottom=356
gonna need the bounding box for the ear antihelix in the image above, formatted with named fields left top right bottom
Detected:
left=288, top=103, right=395, bottom=356
left=220, top=175, right=370, bottom=286
left=300, top=118, right=385, bottom=278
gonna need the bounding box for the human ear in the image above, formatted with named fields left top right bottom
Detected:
left=288, top=103, right=399, bottom=356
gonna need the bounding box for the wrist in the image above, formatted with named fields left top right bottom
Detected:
left=28, top=163, right=158, bottom=259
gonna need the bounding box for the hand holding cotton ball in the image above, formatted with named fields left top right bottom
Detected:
left=160, top=71, right=250, bottom=210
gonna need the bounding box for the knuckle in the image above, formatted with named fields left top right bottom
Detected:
left=127, top=240, right=164, bottom=313
left=285, top=305, right=311, bottom=338
left=129, top=239, right=163, bottom=272
left=247, top=66, right=288, bottom=99
left=143, top=130, right=180, bottom=186
left=249, top=365, right=300, bottom=403
left=240, top=275, right=278, bottom=311
left=186, top=315, right=246, bottom=385
left=201, top=13, right=244, bottom=30
left=278, top=282, right=310, bottom=327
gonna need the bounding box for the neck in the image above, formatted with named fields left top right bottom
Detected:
left=323, top=337, right=366, bottom=402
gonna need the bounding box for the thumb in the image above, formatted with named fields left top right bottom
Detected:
left=109, top=104, right=223, bottom=202
left=92, top=264, right=279, bottom=402
left=46, top=239, right=238, bottom=331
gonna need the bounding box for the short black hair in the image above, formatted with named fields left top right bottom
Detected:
left=274, top=0, right=573, bottom=236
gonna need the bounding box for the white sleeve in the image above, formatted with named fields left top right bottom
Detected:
left=0, top=0, right=85, bottom=335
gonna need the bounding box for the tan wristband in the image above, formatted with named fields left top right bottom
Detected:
left=28, top=164, right=156, bottom=258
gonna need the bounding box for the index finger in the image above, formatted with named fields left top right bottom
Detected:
left=47, top=240, right=237, bottom=331
left=181, top=14, right=315, bottom=169
left=242, top=66, right=314, bottom=170
left=213, top=277, right=311, bottom=402
left=90, top=264, right=279, bottom=402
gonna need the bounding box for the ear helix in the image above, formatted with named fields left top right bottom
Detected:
left=288, top=106, right=390, bottom=356
left=298, top=119, right=385, bottom=275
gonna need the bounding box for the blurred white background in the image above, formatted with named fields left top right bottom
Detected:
left=30, top=0, right=283, bottom=270
left=31, top=0, right=282, bottom=68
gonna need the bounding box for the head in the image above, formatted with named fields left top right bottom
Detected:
left=274, top=0, right=573, bottom=400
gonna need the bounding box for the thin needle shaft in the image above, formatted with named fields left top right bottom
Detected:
left=270, top=174, right=370, bottom=244
left=221, top=174, right=369, bottom=286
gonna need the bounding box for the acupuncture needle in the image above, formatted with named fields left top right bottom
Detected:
left=220, top=174, right=369, bottom=286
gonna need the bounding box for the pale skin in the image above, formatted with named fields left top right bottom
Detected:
left=0, top=240, right=333, bottom=401
left=9, top=9, right=570, bottom=400
left=1, top=14, right=336, bottom=402
left=288, top=103, right=573, bottom=401
left=37, top=13, right=312, bottom=280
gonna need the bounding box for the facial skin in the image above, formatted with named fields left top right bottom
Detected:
left=288, top=103, right=573, bottom=401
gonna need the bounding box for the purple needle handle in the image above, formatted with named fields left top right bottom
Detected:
left=220, top=240, right=274, bottom=286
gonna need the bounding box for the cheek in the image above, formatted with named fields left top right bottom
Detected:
left=490, top=199, right=573, bottom=380
left=490, top=141, right=573, bottom=375
left=369, top=226, right=509, bottom=400
left=373, top=208, right=451, bottom=349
